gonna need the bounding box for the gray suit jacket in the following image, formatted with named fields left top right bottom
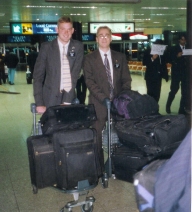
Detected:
left=83, top=49, right=132, bottom=121
left=33, top=38, right=84, bottom=107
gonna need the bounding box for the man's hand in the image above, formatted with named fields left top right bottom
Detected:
left=103, top=98, right=111, bottom=109
left=36, top=106, right=46, bottom=114
left=177, top=52, right=183, bottom=57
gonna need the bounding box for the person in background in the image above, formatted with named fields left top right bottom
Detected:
left=83, top=26, right=132, bottom=171
left=166, top=34, right=187, bottom=114
left=33, top=16, right=84, bottom=114
left=76, top=47, right=94, bottom=104
left=143, top=39, right=169, bottom=103
left=27, top=47, right=38, bottom=84
left=0, top=53, right=5, bottom=85
left=4, top=51, right=19, bottom=85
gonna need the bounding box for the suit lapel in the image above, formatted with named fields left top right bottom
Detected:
left=94, top=50, right=109, bottom=82
left=51, top=39, right=61, bottom=72
left=111, top=50, right=118, bottom=86
left=67, top=39, right=75, bottom=71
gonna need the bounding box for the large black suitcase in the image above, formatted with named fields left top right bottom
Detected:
left=40, top=104, right=97, bottom=135
left=115, top=114, right=189, bottom=156
left=112, top=145, right=155, bottom=183
left=27, top=135, right=57, bottom=193
left=52, top=128, right=101, bottom=190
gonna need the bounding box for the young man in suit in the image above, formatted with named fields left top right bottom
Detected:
left=83, top=26, right=132, bottom=170
left=166, top=35, right=187, bottom=114
left=33, top=16, right=84, bottom=114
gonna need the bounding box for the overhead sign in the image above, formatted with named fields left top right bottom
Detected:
left=129, top=33, right=148, bottom=40
left=82, top=34, right=96, bottom=41
left=89, top=22, right=134, bottom=34
left=10, top=22, right=57, bottom=35
left=7, top=35, right=31, bottom=43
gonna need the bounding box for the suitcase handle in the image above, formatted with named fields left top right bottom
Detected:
left=30, top=103, right=42, bottom=136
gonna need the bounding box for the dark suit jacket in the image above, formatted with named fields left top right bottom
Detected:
left=170, top=44, right=187, bottom=79
left=83, top=49, right=132, bottom=121
left=33, top=38, right=84, bottom=107
left=27, top=51, right=38, bottom=73
left=143, top=49, right=168, bottom=82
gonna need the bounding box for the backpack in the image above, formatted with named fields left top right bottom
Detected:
left=111, top=90, right=159, bottom=120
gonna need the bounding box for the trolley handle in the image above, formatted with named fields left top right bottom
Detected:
left=30, top=103, right=42, bottom=136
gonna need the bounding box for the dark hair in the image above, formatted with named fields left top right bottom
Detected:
left=57, top=16, right=73, bottom=26
left=178, top=34, right=186, bottom=40
left=96, top=26, right=112, bottom=36
left=153, top=39, right=164, bottom=45
left=31, top=47, right=36, bottom=51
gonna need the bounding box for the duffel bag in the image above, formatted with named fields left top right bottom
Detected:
left=111, top=89, right=159, bottom=120
left=115, top=114, right=189, bottom=157
left=40, top=104, right=97, bottom=135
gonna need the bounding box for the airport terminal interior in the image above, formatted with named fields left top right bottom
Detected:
left=0, top=70, right=182, bottom=212
left=0, top=0, right=190, bottom=211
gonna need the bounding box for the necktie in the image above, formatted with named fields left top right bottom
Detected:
left=104, top=54, right=113, bottom=100
left=60, top=46, right=72, bottom=92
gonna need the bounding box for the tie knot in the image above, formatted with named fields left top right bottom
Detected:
left=104, top=54, right=107, bottom=57
left=63, top=46, right=66, bottom=54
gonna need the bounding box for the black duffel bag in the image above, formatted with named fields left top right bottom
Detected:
left=111, top=89, right=159, bottom=120
left=40, top=104, right=97, bottom=135
left=115, top=114, right=189, bottom=157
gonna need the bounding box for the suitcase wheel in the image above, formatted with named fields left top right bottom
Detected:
left=32, top=184, right=38, bottom=194
left=101, top=173, right=108, bottom=189
left=81, top=203, right=93, bottom=212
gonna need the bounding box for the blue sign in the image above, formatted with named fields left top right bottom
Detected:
left=7, top=35, right=31, bottom=43
left=10, top=22, right=57, bottom=35
left=82, top=34, right=96, bottom=41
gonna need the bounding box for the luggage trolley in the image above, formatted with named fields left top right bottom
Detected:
left=29, top=103, right=97, bottom=212
left=101, top=99, right=121, bottom=188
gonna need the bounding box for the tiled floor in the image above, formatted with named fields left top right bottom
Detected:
left=0, top=70, right=182, bottom=212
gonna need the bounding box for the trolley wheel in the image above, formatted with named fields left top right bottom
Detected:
left=60, top=207, right=72, bottom=212
left=101, top=174, right=108, bottom=188
left=81, top=204, right=93, bottom=212
left=32, top=184, right=38, bottom=194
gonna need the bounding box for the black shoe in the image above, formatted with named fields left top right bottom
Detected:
left=166, top=106, right=171, bottom=114
left=10, top=83, right=14, bottom=85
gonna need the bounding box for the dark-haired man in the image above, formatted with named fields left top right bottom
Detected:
left=166, top=35, right=187, bottom=114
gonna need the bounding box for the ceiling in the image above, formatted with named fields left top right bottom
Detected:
left=0, top=0, right=187, bottom=35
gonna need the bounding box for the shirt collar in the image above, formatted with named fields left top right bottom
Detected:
left=57, top=37, right=70, bottom=50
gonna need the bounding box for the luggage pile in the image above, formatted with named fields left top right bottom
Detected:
left=109, top=90, right=189, bottom=183
left=27, top=103, right=101, bottom=212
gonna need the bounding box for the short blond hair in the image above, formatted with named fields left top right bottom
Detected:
left=57, top=16, right=73, bottom=26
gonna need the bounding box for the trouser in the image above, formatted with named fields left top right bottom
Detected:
left=146, top=78, right=162, bottom=102
left=92, top=118, right=106, bottom=174
left=8, top=68, right=16, bottom=84
left=76, top=75, right=87, bottom=104
left=166, top=77, right=186, bottom=113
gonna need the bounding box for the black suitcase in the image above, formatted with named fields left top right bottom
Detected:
left=133, top=159, right=167, bottom=212
left=27, top=135, right=57, bottom=193
left=52, top=128, right=101, bottom=190
left=115, top=114, right=189, bottom=156
left=112, top=145, right=155, bottom=183
left=40, top=104, right=97, bottom=135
